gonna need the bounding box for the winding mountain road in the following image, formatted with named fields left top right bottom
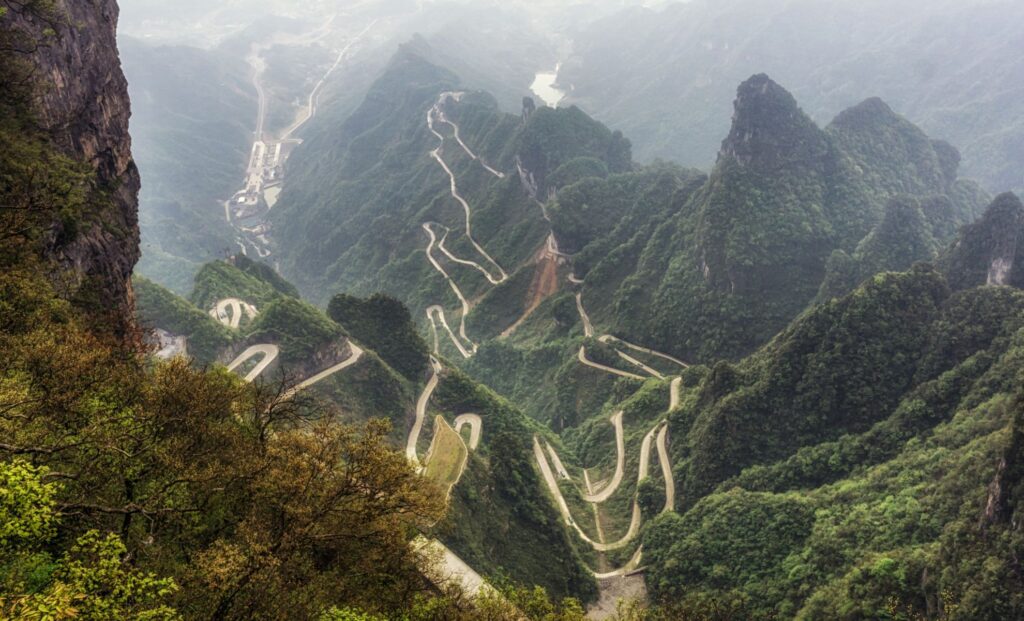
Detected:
left=581, top=411, right=625, bottom=503
left=533, top=309, right=686, bottom=576
left=435, top=223, right=505, bottom=286
left=210, top=298, right=258, bottom=329
left=533, top=435, right=643, bottom=552
left=407, top=356, right=444, bottom=465
left=214, top=294, right=362, bottom=393
left=548, top=443, right=572, bottom=480
left=601, top=335, right=690, bottom=372
left=281, top=343, right=364, bottom=400
left=433, top=100, right=506, bottom=179
left=454, top=413, right=482, bottom=450
left=574, top=287, right=689, bottom=381
left=427, top=93, right=508, bottom=283
left=576, top=292, right=594, bottom=337
left=670, top=376, right=681, bottom=411
left=226, top=344, right=280, bottom=382
left=578, top=347, right=645, bottom=381
left=423, top=223, right=477, bottom=358
left=420, top=89, right=518, bottom=359
left=656, top=423, right=675, bottom=512
left=593, top=546, right=644, bottom=580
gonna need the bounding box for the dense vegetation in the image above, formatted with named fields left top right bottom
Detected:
left=640, top=260, right=1024, bottom=619
left=327, top=293, right=431, bottom=380
left=571, top=76, right=986, bottom=361
left=134, top=276, right=236, bottom=364
left=0, top=11, right=603, bottom=616
left=432, top=369, right=597, bottom=600
left=10, top=2, right=1024, bottom=618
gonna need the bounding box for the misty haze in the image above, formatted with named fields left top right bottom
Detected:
left=1, top=0, right=1023, bottom=619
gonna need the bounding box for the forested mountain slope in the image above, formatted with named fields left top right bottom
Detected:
left=642, top=249, right=1024, bottom=619
left=278, top=53, right=985, bottom=370
left=270, top=46, right=629, bottom=317
left=9, top=0, right=1024, bottom=617
left=570, top=76, right=987, bottom=360
left=134, top=257, right=596, bottom=601
left=260, top=47, right=1024, bottom=619
left=0, top=4, right=595, bottom=617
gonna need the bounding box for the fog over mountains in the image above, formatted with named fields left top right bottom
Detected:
left=3, top=0, right=1024, bottom=619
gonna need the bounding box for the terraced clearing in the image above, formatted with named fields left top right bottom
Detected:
left=423, top=415, right=470, bottom=501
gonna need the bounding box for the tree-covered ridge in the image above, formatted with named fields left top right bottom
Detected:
left=327, top=293, right=431, bottom=381
left=640, top=259, right=1024, bottom=619
left=128, top=257, right=601, bottom=603
left=268, top=45, right=638, bottom=323
left=134, top=276, right=236, bottom=364
left=940, top=192, right=1024, bottom=292
left=573, top=74, right=987, bottom=361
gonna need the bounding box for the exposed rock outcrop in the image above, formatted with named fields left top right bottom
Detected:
left=718, top=73, right=829, bottom=173
left=941, top=193, right=1024, bottom=290
left=5, top=0, right=140, bottom=326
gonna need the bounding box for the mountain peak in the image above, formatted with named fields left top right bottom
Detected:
left=942, top=192, right=1024, bottom=290
left=718, top=74, right=826, bottom=172
left=833, top=97, right=896, bottom=124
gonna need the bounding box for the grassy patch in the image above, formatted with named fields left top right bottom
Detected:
left=423, top=416, right=469, bottom=500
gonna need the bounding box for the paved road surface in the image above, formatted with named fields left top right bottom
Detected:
left=427, top=305, right=474, bottom=360
left=210, top=298, right=258, bottom=329
left=435, top=222, right=505, bottom=286
left=407, top=356, right=444, bottom=465
left=593, top=546, right=644, bottom=580
left=533, top=435, right=642, bottom=552
left=578, top=347, right=645, bottom=380
left=581, top=411, right=625, bottom=503
left=656, top=423, right=675, bottom=512
left=282, top=342, right=364, bottom=400
left=453, top=413, right=482, bottom=450
left=603, top=342, right=666, bottom=379
left=414, top=536, right=493, bottom=598
left=601, top=335, right=690, bottom=372
left=427, top=94, right=508, bottom=283
left=669, top=377, right=681, bottom=410
left=422, top=224, right=477, bottom=358
left=576, top=292, right=594, bottom=337
left=574, top=284, right=689, bottom=380
left=532, top=370, right=680, bottom=573
left=226, top=344, right=280, bottom=382
left=434, top=101, right=506, bottom=179
left=549, top=443, right=571, bottom=480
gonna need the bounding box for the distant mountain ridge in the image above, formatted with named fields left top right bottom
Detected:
left=559, top=0, right=1024, bottom=196
left=572, top=74, right=986, bottom=360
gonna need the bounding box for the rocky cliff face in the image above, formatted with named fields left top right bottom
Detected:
left=9, top=0, right=140, bottom=324
left=942, top=193, right=1024, bottom=291
left=717, top=73, right=829, bottom=174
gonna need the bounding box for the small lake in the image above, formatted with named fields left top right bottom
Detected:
left=530, top=68, right=566, bottom=108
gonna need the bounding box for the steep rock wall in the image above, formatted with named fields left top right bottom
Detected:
left=8, top=0, right=140, bottom=323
